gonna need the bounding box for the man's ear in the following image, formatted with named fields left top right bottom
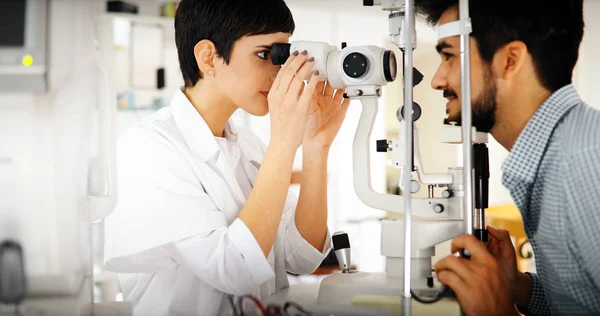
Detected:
left=494, top=41, right=528, bottom=81
left=193, top=39, right=217, bottom=77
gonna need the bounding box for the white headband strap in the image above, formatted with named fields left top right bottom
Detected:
left=437, top=19, right=472, bottom=40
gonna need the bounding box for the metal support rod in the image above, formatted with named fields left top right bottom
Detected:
left=459, top=0, right=474, bottom=236
left=402, top=0, right=415, bottom=315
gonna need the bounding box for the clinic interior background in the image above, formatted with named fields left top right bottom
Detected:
left=103, top=0, right=600, bottom=281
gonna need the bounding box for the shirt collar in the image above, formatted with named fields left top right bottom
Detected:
left=502, top=84, right=580, bottom=186
left=170, top=87, right=240, bottom=162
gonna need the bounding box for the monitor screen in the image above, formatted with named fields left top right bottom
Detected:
left=0, top=0, right=26, bottom=47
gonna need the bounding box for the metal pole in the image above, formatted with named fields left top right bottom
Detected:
left=402, top=0, right=415, bottom=315
left=459, top=0, right=474, bottom=236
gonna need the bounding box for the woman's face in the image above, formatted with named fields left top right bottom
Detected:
left=213, top=32, right=290, bottom=116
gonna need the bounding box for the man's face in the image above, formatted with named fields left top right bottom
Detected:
left=213, top=32, right=290, bottom=116
left=430, top=8, right=497, bottom=133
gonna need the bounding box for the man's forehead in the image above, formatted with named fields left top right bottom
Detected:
left=438, top=6, right=459, bottom=25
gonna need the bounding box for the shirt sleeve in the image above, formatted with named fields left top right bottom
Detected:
left=168, top=218, right=275, bottom=296
left=516, top=272, right=551, bottom=316
left=280, top=193, right=333, bottom=274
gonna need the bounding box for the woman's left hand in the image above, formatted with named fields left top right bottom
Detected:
left=303, top=81, right=350, bottom=152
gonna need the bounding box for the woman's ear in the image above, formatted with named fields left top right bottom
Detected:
left=193, top=39, right=217, bottom=77
left=494, top=41, right=528, bottom=81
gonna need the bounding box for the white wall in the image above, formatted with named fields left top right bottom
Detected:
left=576, top=0, right=600, bottom=109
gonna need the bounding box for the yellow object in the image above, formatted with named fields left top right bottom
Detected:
left=22, top=55, right=34, bottom=67
left=485, top=204, right=531, bottom=272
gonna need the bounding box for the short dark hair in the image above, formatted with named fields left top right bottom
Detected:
left=415, top=0, right=584, bottom=93
left=175, top=0, right=295, bottom=87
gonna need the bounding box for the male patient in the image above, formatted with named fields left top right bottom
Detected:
left=415, top=0, right=600, bottom=315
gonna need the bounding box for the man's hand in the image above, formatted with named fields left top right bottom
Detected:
left=486, top=226, right=532, bottom=306
left=435, top=235, right=517, bottom=316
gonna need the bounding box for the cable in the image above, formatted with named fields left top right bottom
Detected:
left=283, top=301, right=318, bottom=316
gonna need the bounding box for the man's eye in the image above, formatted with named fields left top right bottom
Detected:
left=442, top=52, right=453, bottom=61
left=257, top=51, right=270, bottom=60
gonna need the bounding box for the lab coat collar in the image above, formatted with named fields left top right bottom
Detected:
left=170, top=87, right=251, bottom=208
left=171, top=87, right=229, bottom=162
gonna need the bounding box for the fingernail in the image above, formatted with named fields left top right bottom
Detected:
left=292, top=50, right=298, bottom=56
left=301, top=50, right=308, bottom=55
left=308, top=57, right=315, bottom=62
left=314, top=70, right=320, bottom=76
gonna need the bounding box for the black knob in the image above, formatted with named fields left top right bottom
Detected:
left=343, top=92, right=349, bottom=99
left=341, top=42, right=347, bottom=49
left=332, top=232, right=350, bottom=251
left=427, top=276, right=434, bottom=288
left=397, top=102, right=422, bottom=122
left=0, top=241, right=26, bottom=304
left=343, top=53, right=368, bottom=79
left=363, top=0, right=375, bottom=6
left=376, top=140, right=389, bottom=152
left=332, top=232, right=352, bottom=273
left=460, top=248, right=471, bottom=259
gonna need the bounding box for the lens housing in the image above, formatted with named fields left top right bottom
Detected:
left=383, top=50, right=397, bottom=82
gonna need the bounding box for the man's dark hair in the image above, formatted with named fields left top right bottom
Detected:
left=175, top=0, right=295, bottom=87
left=415, top=0, right=584, bottom=93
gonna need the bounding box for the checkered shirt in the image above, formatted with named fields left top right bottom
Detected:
left=502, top=84, right=600, bottom=315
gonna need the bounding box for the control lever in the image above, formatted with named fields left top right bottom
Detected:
left=332, top=232, right=351, bottom=273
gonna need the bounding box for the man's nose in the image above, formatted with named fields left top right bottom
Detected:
left=431, top=65, right=447, bottom=91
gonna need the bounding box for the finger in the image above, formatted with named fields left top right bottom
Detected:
left=450, top=235, right=490, bottom=263
left=316, top=81, right=326, bottom=95
left=286, top=58, right=316, bottom=98
left=434, top=255, right=474, bottom=283
left=340, top=97, right=350, bottom=114
left=487, top=226, right=511, bottom=242
left=332, top=88, right=345, bottom=106
left=297, top=81, right=305, bottom=99
left=324, top=81, right=335, bottom=97
left=279, top=51, right=310, bottom=93
left=485, top=234, right=500, bottom=252
left=435, top=271, right=470, bottom=307
left=298, top=71, right=321, bottom=113
left=327, top=96, right=351, bottom=128
left=274, top=50, right=299, bottom=90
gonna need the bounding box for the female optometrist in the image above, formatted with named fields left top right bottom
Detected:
left=102, top=0, right=350, bottom=315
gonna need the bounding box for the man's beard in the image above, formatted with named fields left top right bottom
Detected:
left=443, top=69, right=497, bottom=133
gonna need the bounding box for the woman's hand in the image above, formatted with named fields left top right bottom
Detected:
left=303, top=81, right=350, bottom=152
left=267, top=50, right=320, bottom=153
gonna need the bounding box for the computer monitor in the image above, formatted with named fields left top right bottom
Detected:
left=0, top=0, right=48, bottom=92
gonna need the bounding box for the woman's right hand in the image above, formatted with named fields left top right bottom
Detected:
left=267, top=50, right=320, bottom=152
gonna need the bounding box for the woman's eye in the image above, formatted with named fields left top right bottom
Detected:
left=257, top=51, right=270, bottom=60
left=442, top=52, right=453, bottom=61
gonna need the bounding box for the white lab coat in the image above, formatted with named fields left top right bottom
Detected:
left=103, top=88, right=332, bottom=316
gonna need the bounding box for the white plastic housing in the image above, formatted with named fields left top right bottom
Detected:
left=287, top=41, right=395, bottom=90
